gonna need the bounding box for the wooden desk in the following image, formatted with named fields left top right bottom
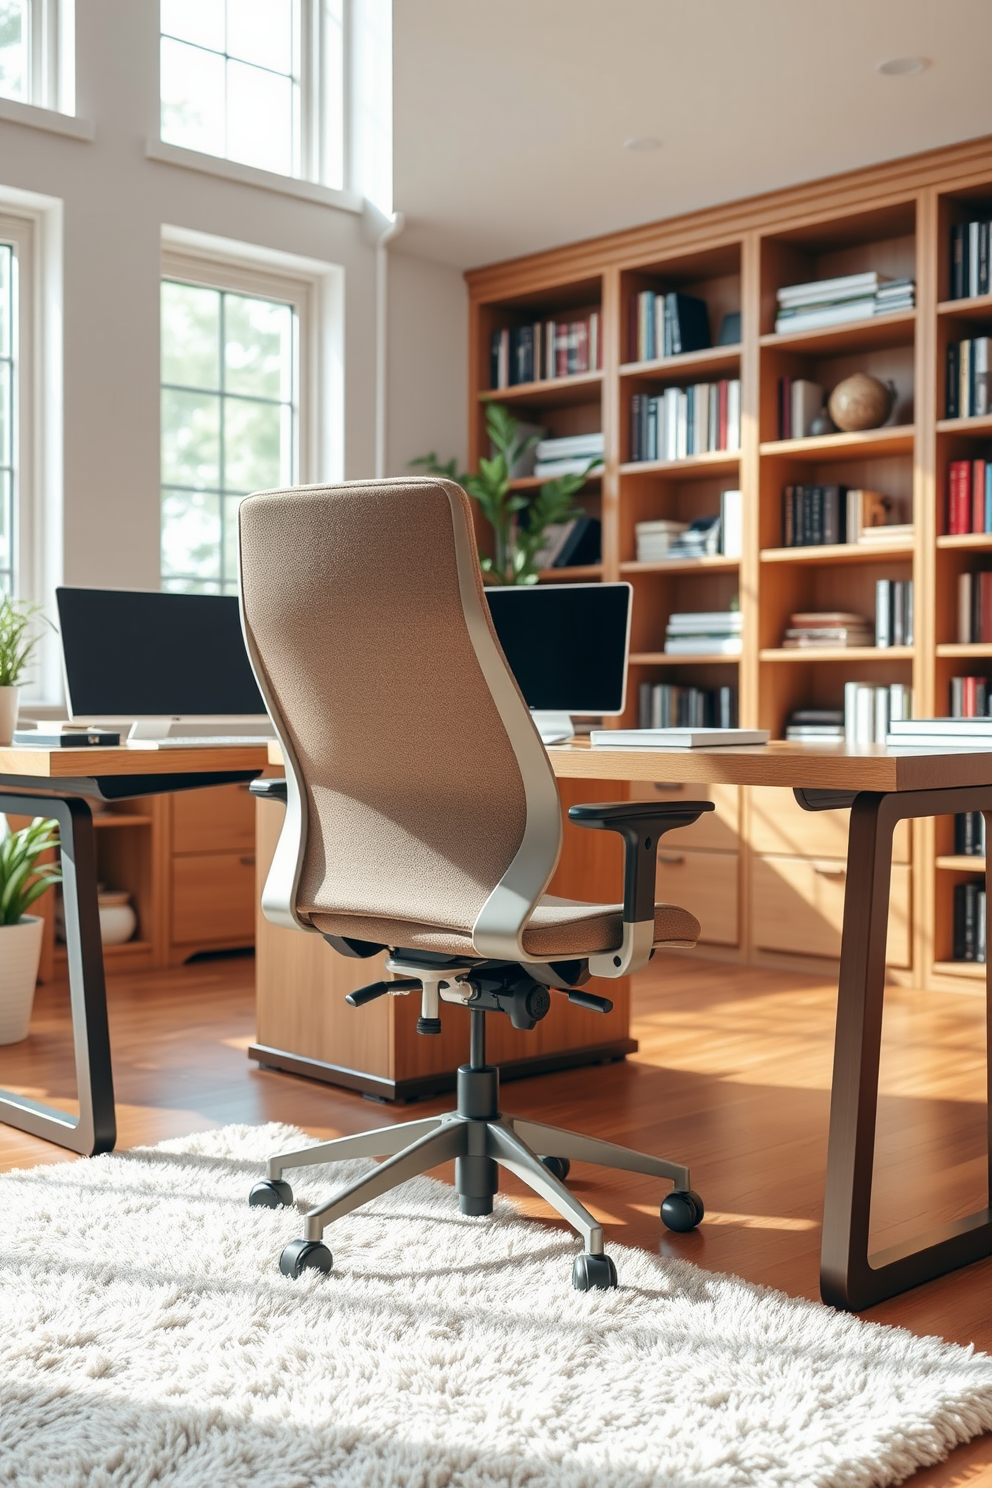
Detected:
left=0, top=745, right=268, bottom=1156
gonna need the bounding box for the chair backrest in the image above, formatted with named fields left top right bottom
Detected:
left=238, top=478, right=563, bottom=960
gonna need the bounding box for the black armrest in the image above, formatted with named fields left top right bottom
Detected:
left=250, top=777, right=288, bottom=803
left=568, top=799, right=714, bottom=925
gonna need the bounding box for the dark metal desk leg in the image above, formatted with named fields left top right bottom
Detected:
left=0, top=794, right=115, bottom=1155
left=821, top=789, right=992, bottom=1309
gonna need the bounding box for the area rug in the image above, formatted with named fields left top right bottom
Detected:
left=2, top=1124, right=992, bottom=1488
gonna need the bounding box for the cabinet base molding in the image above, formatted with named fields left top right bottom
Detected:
left=247, top=1038, right=639, bottom=1104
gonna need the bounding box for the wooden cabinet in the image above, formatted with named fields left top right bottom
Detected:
left=753, top=855, right=912, bottom=966
left=749, top=787, right=910, bottom=863
left=627, top=780, right=739, bottom=852
left=655, top=846, right=739, bottom=946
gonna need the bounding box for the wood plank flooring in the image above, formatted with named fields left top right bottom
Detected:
left=1, top=951, right=991, bottom=1484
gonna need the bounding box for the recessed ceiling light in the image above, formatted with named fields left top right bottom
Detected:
left=876, top=56, right=929, bottom=76
left=623, top=136, right=662, bottom=152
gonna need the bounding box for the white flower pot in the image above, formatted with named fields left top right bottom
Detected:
left=0, top=685, right=18, bottom=746
left=0, top=915, right=44, bottom=1044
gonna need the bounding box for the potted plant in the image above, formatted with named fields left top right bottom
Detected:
left=0, top=596, right=46, bottom=745
left=412, top=403, right=598, bottom=585
left=0, top=816, right=61, bottom=1044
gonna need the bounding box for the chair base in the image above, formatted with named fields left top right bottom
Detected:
left=250, top=1058, right=700, bottom=1290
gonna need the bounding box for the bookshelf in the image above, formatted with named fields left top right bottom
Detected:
left=466, top=132, right=992, bottom=991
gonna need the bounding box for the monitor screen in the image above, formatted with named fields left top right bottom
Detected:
left=56, top=588, right=265, bottom=718
left=485, top=583, right=631, bottom=716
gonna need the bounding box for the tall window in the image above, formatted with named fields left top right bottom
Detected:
left=161, top=276, right=297, bottom=594
left=0, top=0, right=72, bottom=111
left=0, top=0, right=27, bottom=100
left=0, top=242, right=13, bottom=594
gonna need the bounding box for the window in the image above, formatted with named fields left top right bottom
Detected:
left=0, top=0, right=73, bottom=112
left=0, top=241, right=13, bottom=594
left=161, top=274, right=298, bottom=594
left=159, top=0, right=343, bottom=185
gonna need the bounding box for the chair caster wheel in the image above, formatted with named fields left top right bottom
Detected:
left=572, top=1252, right=617, bottom=1291
left=279, top=1239, right=333, bottom=1278
left=249, top=1178, right=294, bottom=1209
left=540, top=1155, right=571, bottom=1182
left=661, top=1188, right=704, bottom=1232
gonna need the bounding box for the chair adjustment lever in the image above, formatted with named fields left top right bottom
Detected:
left=346, top=978, right=420, bottom=1007
left=567, top=989, right=614, bottom=1015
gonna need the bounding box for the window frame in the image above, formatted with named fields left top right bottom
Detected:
left=0, top=211, right=35, bottom=603
left=0, top=0, right=74, bottom=113
left=159, top=246, right=316, bottom=595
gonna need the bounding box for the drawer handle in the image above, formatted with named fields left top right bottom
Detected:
left=813, top=862, right=845, bottom=878
left=658, top=852, right=685, bottom=865
left=239, top=855, right=256, bottom=867
left=652, top=782, right=684, bottom=792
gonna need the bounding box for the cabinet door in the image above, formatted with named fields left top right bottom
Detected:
left=752, top=855, right=911, bottom=966
left=172, top=782, right=255, bottom=855
left=749, top=787, right=910, bottom=864
left=654, top=848, right=739, bottom=946
left=172, top=852, right=256, bottom=944
left=626, top=781, right=740, bottom=852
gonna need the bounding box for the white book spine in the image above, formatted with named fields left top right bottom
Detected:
left=874, top=685, right=890, bottom=744
left=727, top=380, right=741, bottom=452
left=875, top=579, right=892, bottom=648
left=720, top=490, right=743, bottom=558
left=855, top=684, right=875, bottom=746
left=676, top=390, right=688, bottom=461
left=844, top=680, right=860, bottom=743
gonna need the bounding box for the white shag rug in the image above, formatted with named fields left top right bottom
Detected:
left=2, top=1124, right=992, bottom=1488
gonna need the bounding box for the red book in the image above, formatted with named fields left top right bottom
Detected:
left=980, top=573, right=992, bottom=643
left=718, top=380, right=728, bottom=449
left=974, top=460, right=987, bottom=532
left=964, top=675, right=979, bottom=716
left=949, top=460, right=971, bottom=534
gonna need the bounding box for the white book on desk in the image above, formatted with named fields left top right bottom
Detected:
left=590, top=728, right=769, bottom=749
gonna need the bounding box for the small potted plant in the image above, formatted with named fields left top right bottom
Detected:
left=0, top=596, right=46, bottom=746
left=0, top=816, right=61, bottom=1044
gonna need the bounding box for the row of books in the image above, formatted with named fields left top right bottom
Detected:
left=845, top=682, right=914, bottom=745
left=531, top=517, right=601, bottom=569
left=955, top=811, right=987, bottom=857
left=489, top=313, right=602, bottom=389
left=957, top=571, right=992, bottom=644
left=785, top=708, right=846, bottom=742
left=635, top=491, right=743, bottom=562
left=630, top=291, right=711, bottom=362
left=946, top=338, right=992, bottom=420
left=636, top=683, right=739, bottom=730
left=953, top=880, right=987, bottom=964
left=777, top=377, right=825, bottom=440
left=774, top=272, right=915, bottom=334
left=950, top=220, right=992, bottom=301
left=664, top=609, right=742, bottom=657
left=780, top=485, right=906, bottom=547
left=874, top=579, right=914, bottom=648
left=946, top=458, right=992, bottom=534
left=782, top=611, right=873, bottom=649
left=951, top=676, right=992, bottom=717
left=531, top=431, right=604, bottom=480
left=629, top=381, right=741, bottom=462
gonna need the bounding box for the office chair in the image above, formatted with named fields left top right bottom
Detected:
left=240, top=477, right=712, bottom=1291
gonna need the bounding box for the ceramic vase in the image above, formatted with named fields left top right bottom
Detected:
left=0, top=915, right=44, bottom=1043
left=0, top=685, right=18, bottom=746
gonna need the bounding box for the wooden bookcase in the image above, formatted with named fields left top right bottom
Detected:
left=466, top=133, right=992, bottom=992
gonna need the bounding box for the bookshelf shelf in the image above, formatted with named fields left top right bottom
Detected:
left=759, top=426, right=915, bottom=461
left=759, top=646, right=914, bottom=663
left=91, top=813, right=154, bottom=827
left=938, top=292, right=992, bottom=320
left=937, top=855, right=987, bottom=871
left=479, top=371, right=602, bottom=409
left=937, top=533, right=992, bottom=549
left=619, top=450, right=740, bottom=477
left=936, top=413, right=992, bottom=435
left=620, top=556, right=739, bottom=575
left=759, top=309, right=916, bottom=356
left=619, top=344, right=741, bottom=382
left=509, top=473, right=602, bottom=492
left=936, top=642, right=992, bottom=657
left=761, top=540, right=915, bottom=565
left=630, top=652, right=742, bottom=666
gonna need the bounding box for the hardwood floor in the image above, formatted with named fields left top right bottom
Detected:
left=1, top=950, right=991, bottom=1484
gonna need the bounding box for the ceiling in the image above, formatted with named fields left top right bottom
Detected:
left=392, top=0, right=992, bottom=271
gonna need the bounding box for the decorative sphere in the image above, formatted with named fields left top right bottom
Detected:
left=827, top=373, right=894, bottom=432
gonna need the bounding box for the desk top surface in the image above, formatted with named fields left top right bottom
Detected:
left=0, top=743, right=270, bottom=779
left=262, top=737, right=992, bottom=793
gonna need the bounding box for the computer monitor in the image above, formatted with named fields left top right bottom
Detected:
left=485, top=582, right=631, bottom=742
left=56, top=587, right=269, bottom=734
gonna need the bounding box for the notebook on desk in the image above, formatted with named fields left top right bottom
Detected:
left=590, top=727, right=770, bottom=749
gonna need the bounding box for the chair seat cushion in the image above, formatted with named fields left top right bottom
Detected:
left=310, top=894, right=699, bottom=960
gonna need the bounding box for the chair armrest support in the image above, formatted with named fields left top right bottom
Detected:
left=250, top=778, right=288, bottom=804
left=568, top=800, right=714, bottom=926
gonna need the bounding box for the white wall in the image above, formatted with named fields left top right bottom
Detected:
left=0, top=0, right=467, bottom=625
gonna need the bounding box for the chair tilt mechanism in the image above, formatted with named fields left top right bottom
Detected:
left=249, top=780, right=713, bottom=1292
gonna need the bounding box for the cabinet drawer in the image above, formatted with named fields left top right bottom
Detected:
left=626, top=781, right=739, bottom=852
left=655, top=847, right=739, bottom=946
left=172, top=852, right=256, bottom=945
left=752, top=855, right=911, bottom=966
left=749, top=787, right=910, bottom=864
left=172, top=783, right=255, bottom=855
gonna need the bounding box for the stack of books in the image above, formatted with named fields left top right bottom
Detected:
left=782, top=612, right=874, bottom=649
left=957, top=571, right=992, bottom=643
left=955, top=811, right=987, bottom=857
left=531, top=517, right=601, bottom=570
left=637, top=682, right=738, bottom=729
left=780, top=486, right=904, bottom=547
left=947, top=458, right=992, bottom=533
left=888, top=716, right=992, bottom=746
left=950, top=677, right=992, bottom=717
left=945, top=338, right=992, bottom=419
left=874, top=579, right=914, bottom=647
left=634, top=519, right=688, bottom=562
left=785, top=708, right=845, bottom=742
left=774, top=272, right=915, bottom=334
left=665, top=515, right=722, bottom=559
left=532, top=432, right=604, bottom=479
left=630, top=291, right=710, bottom=362
left=664, top=610, right=743, bottom=656
left=954, top=879, right=987, bottom=964
left=489, top=312, right=601, bottom=389
left=846, top=682, right=913, bottom=745
left=629, top=381, right=741, bottom=462
left=777, top=378, right=825, bottom=440
left=950, top=220, right=992, bottom=300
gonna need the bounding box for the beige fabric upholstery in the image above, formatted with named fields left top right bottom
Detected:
left=311, top=896, right=700, bottom=958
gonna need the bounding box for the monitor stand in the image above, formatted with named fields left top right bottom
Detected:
left=127, top=717, right=275, bottom=742
left=530, top=711, right=574, bottom=745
